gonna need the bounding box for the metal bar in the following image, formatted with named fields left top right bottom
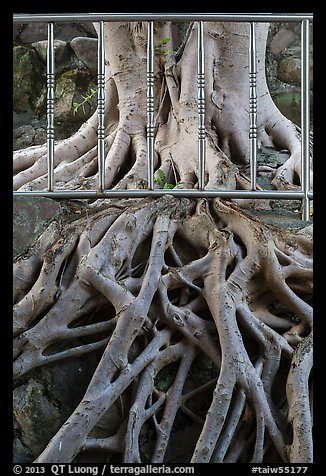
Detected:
left=13, top=189, right=309, bottom=200
left=301, top=19, right=311, bottom=221
left=97, top=20, right=105, bottom=192
left=198, top=21, right=206, bottom=191
left=46, top=23, right=55, bottom=192
left=147, top=20, right=155, bottom=190
left=249, top=22, right=257, bottom=190
left=13, top=13, right=313, bottom=23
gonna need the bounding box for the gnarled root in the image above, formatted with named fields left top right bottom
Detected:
left=13, top=196, right=312, bottom=463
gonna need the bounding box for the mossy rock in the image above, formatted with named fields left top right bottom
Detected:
left=272, top=91, right=313, bottom=127
left=33, top=68, right=97, bottom=135
left=278, top=55, right=313, bottom=88
left=13, top=46, right=43, bottom=113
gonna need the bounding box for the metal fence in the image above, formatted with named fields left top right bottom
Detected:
left=13, top=13, right=313, bottom=220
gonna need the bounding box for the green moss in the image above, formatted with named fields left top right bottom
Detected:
left=273, top=91, right=314, bottom=126
left=13, top=46, right=43, bottom=113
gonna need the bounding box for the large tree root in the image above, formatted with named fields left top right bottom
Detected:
left=13, top=21, right=312, bottom=195
left=13, top=196, right=313, bottom=463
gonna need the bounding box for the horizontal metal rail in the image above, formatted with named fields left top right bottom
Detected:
left=12, top=13, right=313, bottom=221
left=13, top=13, right=313, bottom=23
left=13, top=189, right=313, bottom=201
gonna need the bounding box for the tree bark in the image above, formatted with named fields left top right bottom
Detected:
left=13, top=21, right=313, bottom=464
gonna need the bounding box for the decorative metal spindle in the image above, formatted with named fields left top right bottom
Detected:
left=198, top=21, right=206, bottom=191
left=301, top=19, right=311, bottom=221
left=97, top=20, right=106, bottom=192
left=147, top=21, right=155, bottom=190
left=249, top=22, right=257, bottom=190
left=46, top=23, right=55, bottom=191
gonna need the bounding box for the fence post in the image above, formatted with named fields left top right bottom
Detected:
left=249, top=22, right=257, bottom=190
left=198, top=21, right=206, bottom=191
left=47, top=23, right=55, bottom=191
left=147, top=21, right=155, bottom=190
left=301, top=19, right=311, bottom=221
left=97, top=20, right=106, bottom=192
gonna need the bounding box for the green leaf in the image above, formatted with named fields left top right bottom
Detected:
left=161, top=38, right=171, bottom=45
left=163, top=183, right=174, bottom=189
left=154, top=169, right=166, bottom=186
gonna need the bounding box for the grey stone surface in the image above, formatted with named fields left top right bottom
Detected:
left=70, top=37, right=98, bottom=73
left=32, top=39, right=68, bottom=63
left=270, top=28, right=296, bottom=54
left=20, top=24, right=48, bottom=43
left=13, top=124, right=47, bottom=151
left=13, top=196, right=62, bottom=258
left=18, top=23, right=96, bottom=44
left=278, top=56, right=302, bottom=85
left=13, top=436, right=34, bottom=463
left=13, top=46, right=43, bottom=113
left=13, top=379, right=64, bottom=457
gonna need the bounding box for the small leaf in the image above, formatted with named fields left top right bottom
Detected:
left=163, top=183, right=174, bottom=189
left=161, top=38, right=171, bottom=44
left=155, top=169, right=166, bottom=186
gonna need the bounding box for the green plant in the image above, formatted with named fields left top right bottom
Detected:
left=154, top=37, right=171, bottom=59
left=73, top=88, right=97, bottom=115
left=154, top=168, right=181, bottom=189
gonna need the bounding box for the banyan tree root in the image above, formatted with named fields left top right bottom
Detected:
left=13, top=21, right=311, bottom=193
left=13, top=196, right=313, bottom=463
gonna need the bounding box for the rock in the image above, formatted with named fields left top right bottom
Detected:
left=47, top=355, right=99, bottom=411
left=55, top=23, right=97, bottom=41
left=13, top=379, right=64, bottom=457
left=54, top=69, right=80, bottom=124
left=20, top=23, right=48, bottom=43
left=13, top=24, right=23, bottom=42
left=13, top=124, right=46, bottom=151
left=13, top=437, right=34, bottom=463
left=278, top=56, right=313, bottom=88
left=54, top=69, right=97, bottom=126
left=12, top=340, right=100, bottom=460
left=13, top=110, right=34, bottom=129
left=70, top=37, right=98, bottom=73
left=13, top=46, right=43, bottom=113
left=18, top=23, right=96, bottom=44
left=270, top=28, right=296, bottom=54
left=272, top=91, right=313, bottom=127
left=13, top=196, right=62, bottom=258
left=32, top=39, right=68, bottom=63
left=278, top=56, right=301, bottom=85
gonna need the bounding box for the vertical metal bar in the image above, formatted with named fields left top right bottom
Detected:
left=47, top=23, right=55, bottom=191
left=147, top=21, right=155, bottom=190
left=301, top=19, right=311, bottom=221
left=198, top=21, right=206, bottom=191
left=97, top=20, right=106, bottom=192
left=249, top=22, right=257, bottom=190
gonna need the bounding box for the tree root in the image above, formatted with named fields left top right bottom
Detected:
left=13, top=196, right=313, bottom=463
